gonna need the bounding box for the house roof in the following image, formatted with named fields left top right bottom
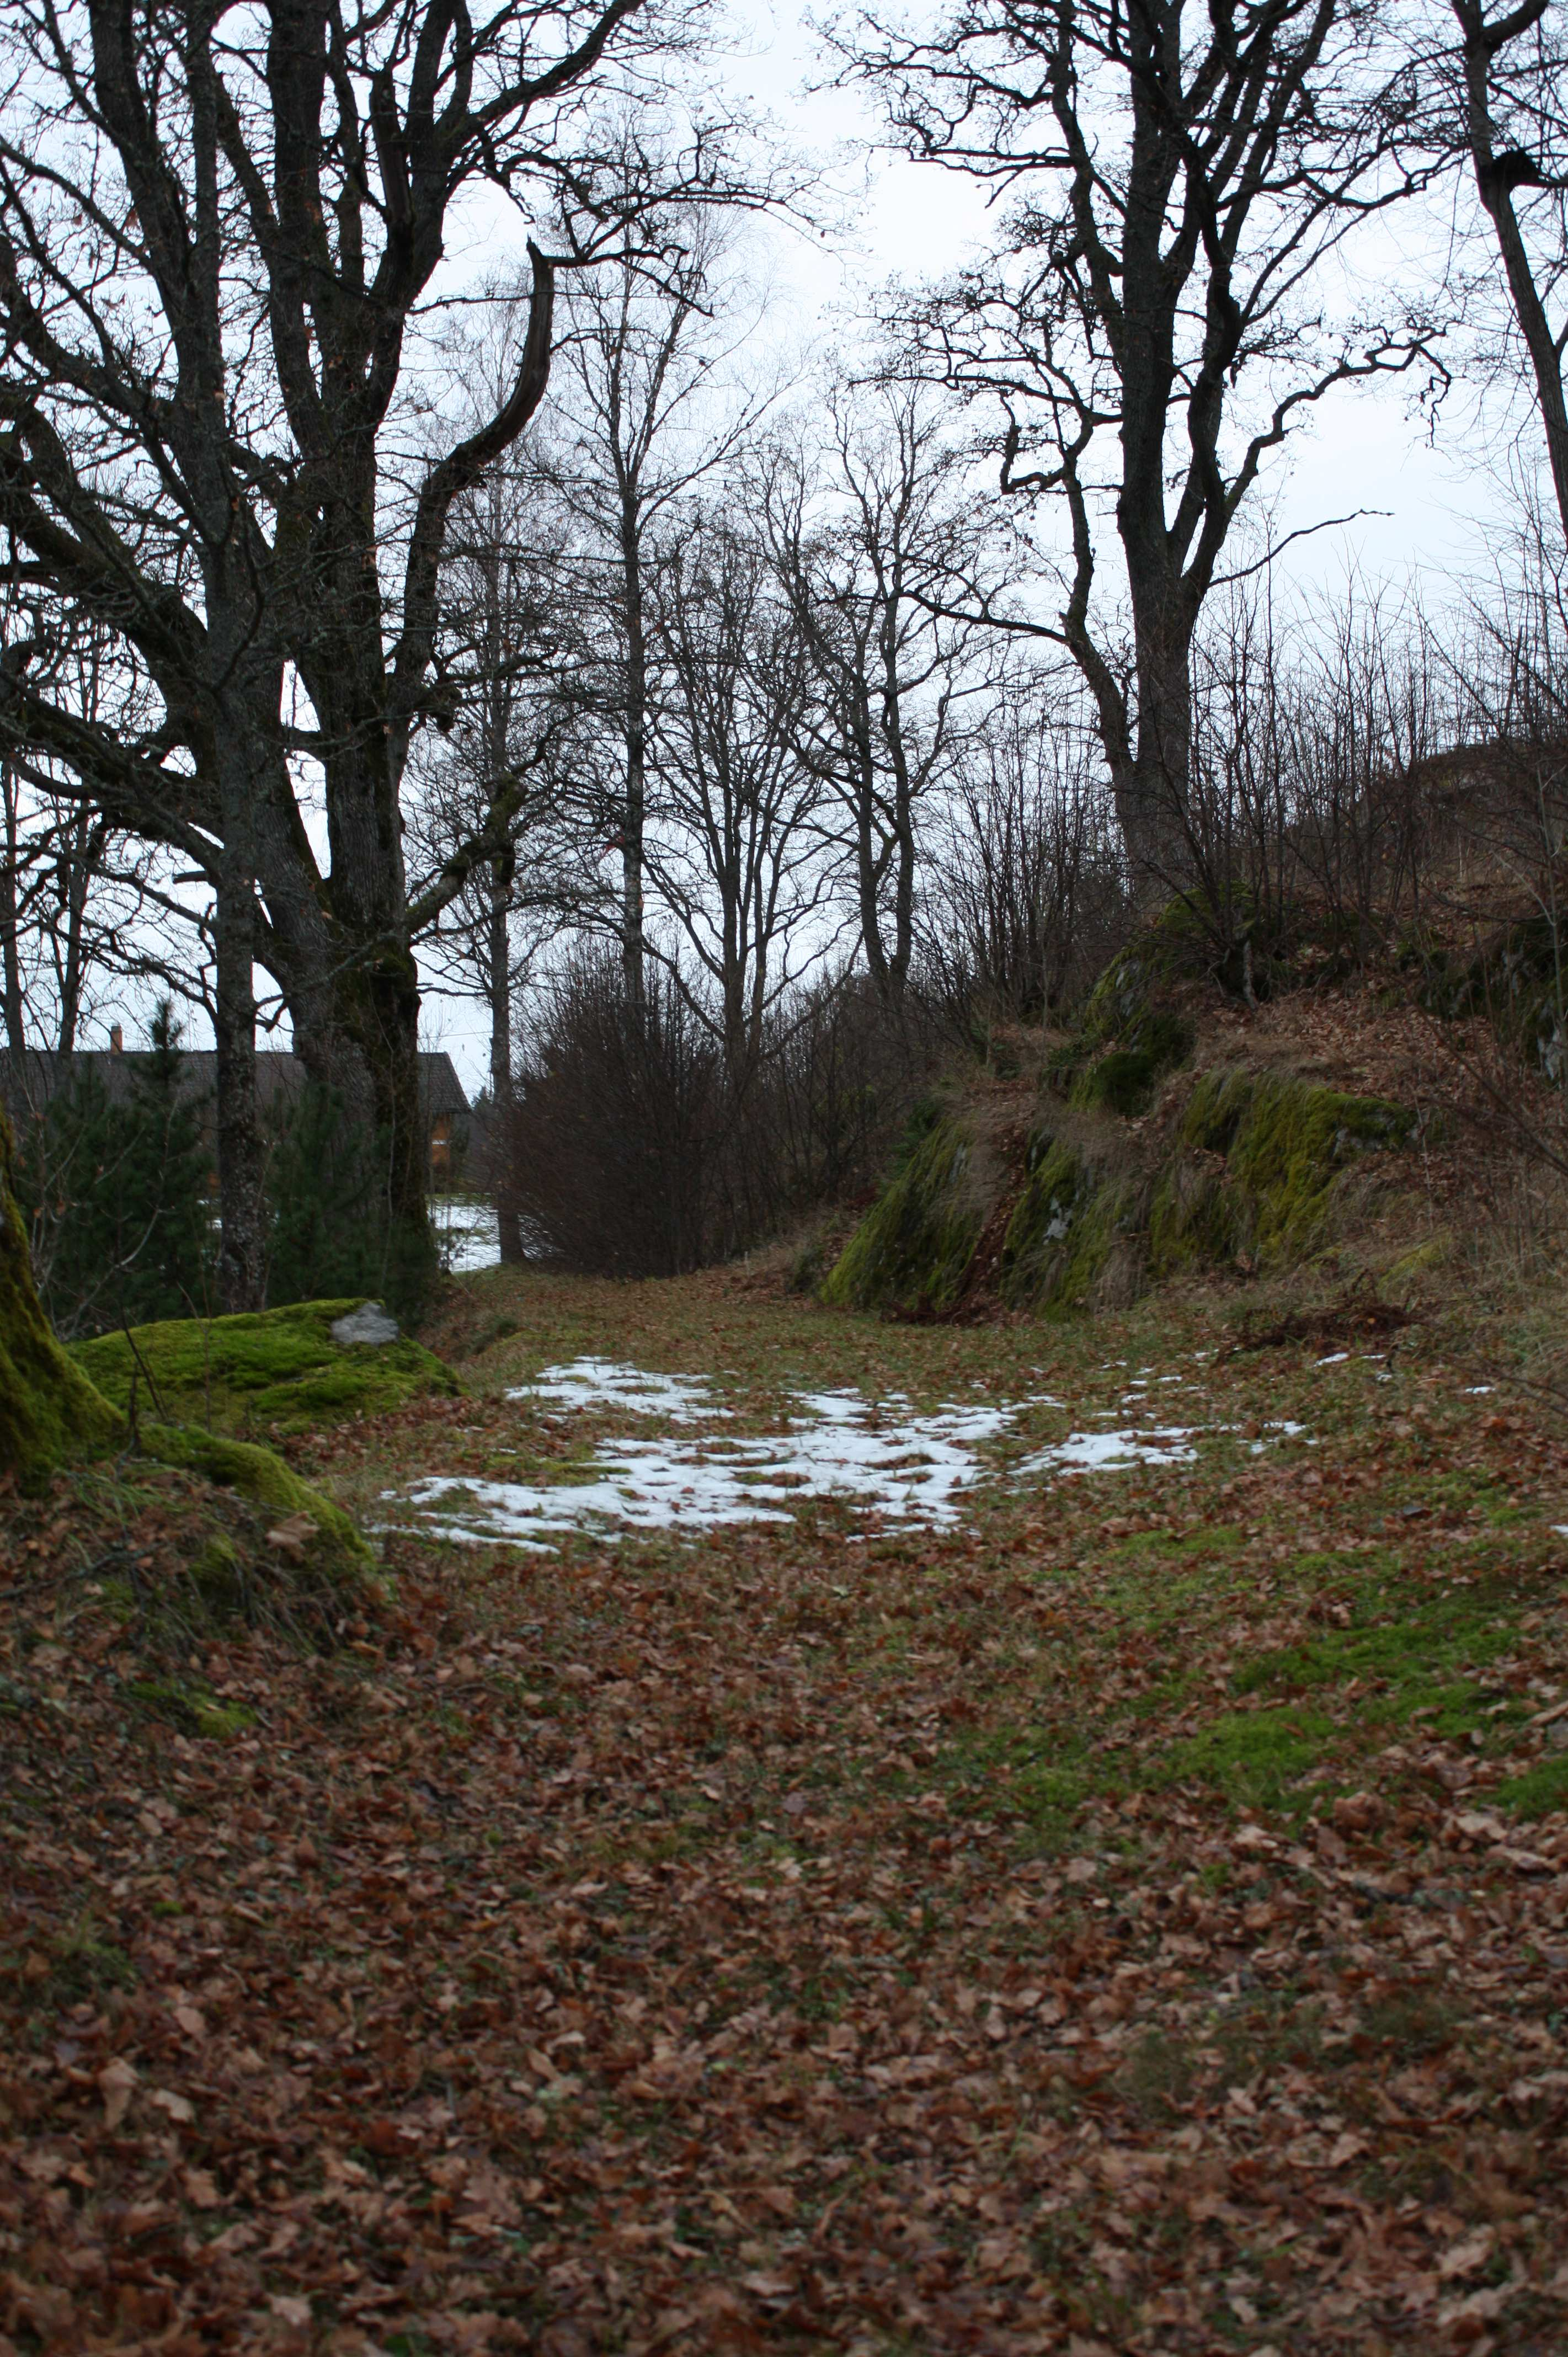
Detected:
left=0, top=1047, right=470, bottom=1124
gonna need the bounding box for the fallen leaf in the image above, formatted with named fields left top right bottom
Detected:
left=98, top=2056, right=138, bottom=2130
left=265, top=1510, right=317, bottom=1560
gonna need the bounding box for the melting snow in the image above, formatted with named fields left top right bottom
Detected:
left=433, top=1199, right=502, bottom=1273
left=1018, top=1427, right=1200, bottom=1475
left=392, top=1387, right=1022, bottom=1546
left=380, top=1357, right=1310, bottom=1553
left=508, top=1358, right=732, bottom=1423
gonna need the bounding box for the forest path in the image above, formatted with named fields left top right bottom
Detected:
left=7, top=1269, right=1568, bottom=2353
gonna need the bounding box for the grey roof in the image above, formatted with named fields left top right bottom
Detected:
left=0, top=1047, right=470, bottom=1123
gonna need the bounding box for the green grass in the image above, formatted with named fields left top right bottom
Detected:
left=1497, top=1756, right=1568, bottom=1818
left=1157, top=1704, right=1342, bottom=1811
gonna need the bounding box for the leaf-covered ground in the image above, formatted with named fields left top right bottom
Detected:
left=5, top=1266, right=1568, bottom=2355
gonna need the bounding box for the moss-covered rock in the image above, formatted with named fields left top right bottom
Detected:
left=0, top=1107, right=124, bottom=1486
left=999, top=1136, right=1145, bottom=1313
left=70, top=1298, right=460, bottom=1437
left=1068, top=1010, right=1196, bottom=1118
left=829, top=1057, right=1417, bottom=1324
left=1, top=1111, right=381, bottom=1596
left=136, top=1421, right=379, bottom=1591
left=821, top=1117, right=992, bottom=1316
left=1053, top=921, right=1199, bottom=1114
left=1180, top=1072, right=1413, bottom=1262
left=1148, top=1152, right=1240, bottom=1275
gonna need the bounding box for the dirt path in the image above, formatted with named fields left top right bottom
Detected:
left=6, top=1270, right=1568, bottom=2353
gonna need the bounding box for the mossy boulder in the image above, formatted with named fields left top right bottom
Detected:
left=1067, top=1011, right=1197, bottom=1118
left=1052, top=915, right=1199, bottom=1115
left=821, top=1116, right=991, bottom=1316
left=70, top=1298, right=460, bottom=1437
left=137, top=1421, right=380, bottom=1591
left=1, top=1108, right=380, bottom=1597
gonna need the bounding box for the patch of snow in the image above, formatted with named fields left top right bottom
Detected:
left=508, top=1358, right=733, bottom=1422
left=433, top=1199, right=502, bottom=1273
left=381, top=1364, right=1313, bottom=1554
left=1316, top=1351, right=1350, bottom=1366
left=391, top=1389, right=1021, bottom=1546
left=1019, top=1426, right=1201, bottom=1475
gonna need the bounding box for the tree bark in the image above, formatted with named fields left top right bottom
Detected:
left=0, top=762, right=23, bottom=1056
left=1453, top=0, right=1568, bottom=551
left=620, top=504, right=650, bottom=1011
left=488, top=843, right=526, bottom=1265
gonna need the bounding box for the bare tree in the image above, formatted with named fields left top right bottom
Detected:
left=838, top=0, right=1438, bottom=883
left=1447, top=0, right=1568, bottom=545
left=763, top=382, right=986, bottom=1005
left=650, top=510, right=829, bottom=1085
left=917, top=680, right=1126, bottom=1026
left=532, top=212, right=771, bottom=1003
left=0, top=0, right=761, bottom=1307
left=408, top=316, right=585, bottom=1263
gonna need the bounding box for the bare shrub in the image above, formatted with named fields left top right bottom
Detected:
left=915, top=703, right=1131, bottom=1036
left=506, top=952, right=937, bottom=1277
left=509, top=954, right=724, bottom=1278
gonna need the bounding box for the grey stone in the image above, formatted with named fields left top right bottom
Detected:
left=330, top=1300, right=401, bottom=1348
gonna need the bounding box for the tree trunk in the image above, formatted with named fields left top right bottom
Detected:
left=351, top=942, right=438, bottom=1314
left=1116, top=578, right=1197, bottom=892
left=489, top=846, right=526, bottom=1265
left=0, top=1103, right=122, bottom=1484
left=0, top=762, right=23, bottom=1056
left=620, top=505, right=649, bottom=1011
left=1456, top=1, right=1568, bottom=551
left=212, top=841, right=266, bottom=1312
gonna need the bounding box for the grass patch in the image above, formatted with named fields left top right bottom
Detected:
left=1158, top=1704, right=1341, bottom=1811
left=1231, top=1577, right=1526, bottom=1742
left=1497, top=1755, right=1568, bottom=1819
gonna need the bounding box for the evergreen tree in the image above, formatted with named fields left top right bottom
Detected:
left=20, top=1002, right=212, bottom=1335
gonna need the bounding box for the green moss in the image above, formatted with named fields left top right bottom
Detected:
left=0, top=1107, right=125, bottom=1485
left=1180, top=1071, right=1413, bottom=1263
left=137, top=1421, right=381, bottom=1594
left=126, top=1677, right=258, bottom=1740
left=70, top=1297, right=460, bottom=1437
left=821, top=1118, right=989, bottom=1315
left=999, top=1139, right=1085, bottom=1307
left=999, top=1137, right=1143, bottom=1313
left=1148, top=1153, right=1239, bottom=1274
left=1068, top=1012, right=1197, bottom=1118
